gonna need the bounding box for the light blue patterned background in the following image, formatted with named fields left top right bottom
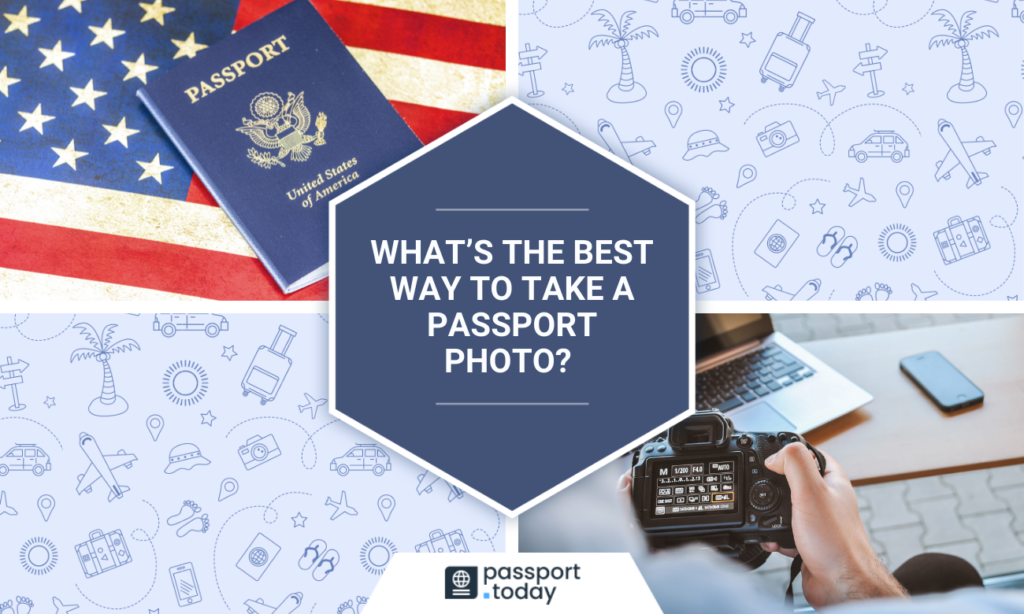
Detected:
left=0, top=314, right=502, bottom=613
left=520, top=0, right=1023, bottom=301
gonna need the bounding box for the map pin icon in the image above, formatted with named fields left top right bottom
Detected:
left=1007, top=101, right=1022, bottom=129
left=896, top=181, right=914, bottom=208
left=219, top=477, right=239, bottom=502
left=377, top=494, right=395, bottom=522
left=146, top=414, right=164, bottom=441
left=664, top=101, right=682, bottom=128
left=736, top=164, right=757, bottom=188
left=37, top=494, right=55, bottom=522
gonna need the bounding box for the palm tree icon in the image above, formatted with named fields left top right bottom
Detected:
left=70, top=323, right=140, bottom=417
left=928, top=10, right=998, bottom=104
left=588, top=10, right=658, bottom=104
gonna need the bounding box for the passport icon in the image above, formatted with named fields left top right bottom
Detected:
left=754, top=220, right=799, bottom=268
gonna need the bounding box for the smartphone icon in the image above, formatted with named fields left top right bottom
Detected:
left=170, top=562, right=202, bottom=607
left=695, top=249, right=720, bottom=293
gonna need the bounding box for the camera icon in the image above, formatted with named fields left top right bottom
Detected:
left=756, top=121, right=800, bottom=157
left=238, top=434, right=282, bottom=471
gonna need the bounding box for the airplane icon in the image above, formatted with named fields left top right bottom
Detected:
left=844, top=177, right=876, bottom=207
left=934, top=119, right=996, bottom=189
left=52, top=597, right=80, bottom=614
left=762, top=279, right=821, bottom=301
left=416, top=470, right=465, bottom=501
left=816, top=79, right=846, bottom=106
left=325, top=491, right=357, bottom=520
left=75, top=432, right=137, bottom=502
left=0, top=489, right=17, bottom=516
left=597, top=119, right=655, bottom=165
left=911, top=283, right=938, bottom=301
left=244, top=593, right=303, bottom=614
left=298, top=393, right=326, bottom=420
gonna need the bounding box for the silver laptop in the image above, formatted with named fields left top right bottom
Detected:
left=696, top=314, right=872, bottom=433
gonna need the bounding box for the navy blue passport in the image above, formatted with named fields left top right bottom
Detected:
left=138, top=0, right=422, bottom=293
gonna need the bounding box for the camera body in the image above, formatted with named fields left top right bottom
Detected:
left=756, top=120, right=800, bottom=157
left=238, top=433, right=282, bottom=471
left=631, top=410, right=823, bottom=563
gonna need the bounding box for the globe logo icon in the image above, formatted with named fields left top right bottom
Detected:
left=249, top=547, right=269, bottom=567
left=766, top=234, right=787, bottom=253
left=452, top=569, right=471, bottom=588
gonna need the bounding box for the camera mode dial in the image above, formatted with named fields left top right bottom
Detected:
left=748, top=480, right=780, bottom=511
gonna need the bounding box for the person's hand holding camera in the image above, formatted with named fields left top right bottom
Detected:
left=762, top=443, right=907, bottom=607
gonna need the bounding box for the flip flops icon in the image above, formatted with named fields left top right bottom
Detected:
left=298, top=539, right=338, bottom=581
left=817, top=226, right=857, bottom=268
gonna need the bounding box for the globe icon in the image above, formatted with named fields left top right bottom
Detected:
left=452, top=570, right=471, bottom=588
left=767, top=234, right=787, bottom=253
left=249, top=547, right=269, bottom=567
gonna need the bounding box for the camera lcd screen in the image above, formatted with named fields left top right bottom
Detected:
left=653, top=459, right=735, bottom=516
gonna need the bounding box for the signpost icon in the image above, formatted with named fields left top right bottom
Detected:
left=1, top=356, right=29, bottom=411
left=518, top=43, right=547, bottom=98
left=853, top=43, right=887, bottom=98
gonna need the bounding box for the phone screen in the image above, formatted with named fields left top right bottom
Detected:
left=172, top=565, right=201, bottom=605
left=900, top=351, right=983, bottom=411
left=696, top=252, right=719, bottom=292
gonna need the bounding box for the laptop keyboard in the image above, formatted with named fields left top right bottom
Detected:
left=696, top=343, right=815, bottom=413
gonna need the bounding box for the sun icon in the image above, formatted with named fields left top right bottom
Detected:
left=359, top=536, right=396, bottom=575
left=681, top=46, right=727, bottom=93
left=20, top=536, right=58, bottom=576
left=878, top=223, right=917, bottom=263
left=162, top=360, right=209, bottom=406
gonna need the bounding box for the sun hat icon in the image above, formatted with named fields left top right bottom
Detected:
left=683, top=129, right=730, bottom=161
left=164, top=443, right=211, bottom=474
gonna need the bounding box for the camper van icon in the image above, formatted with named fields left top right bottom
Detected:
left=241, top=326, right=297, bottom=405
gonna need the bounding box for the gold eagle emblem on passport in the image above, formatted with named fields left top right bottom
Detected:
left=237, top=91, right=326, bottom=169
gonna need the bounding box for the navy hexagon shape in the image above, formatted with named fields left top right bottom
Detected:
left=329, top=99, right=694, bottom=515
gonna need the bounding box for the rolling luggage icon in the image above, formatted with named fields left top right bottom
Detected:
left=760, top=12, right=815, bottom=92
left=242, top=326, right=297, bottom=405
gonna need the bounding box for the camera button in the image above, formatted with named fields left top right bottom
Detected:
left=737, top=434, right=753, bottom=448
left=749, top=480, right=781, bottom=511
left=751, top=467, right=759, bottom=476
left=644, top=445, right=654, bottom=453
left=656, top=444, right=667, bottom=452
left=748, top=514, right=757, bottom=524
left=759, top=515, right=783, bottom=529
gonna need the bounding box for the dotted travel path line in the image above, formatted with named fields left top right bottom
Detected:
left=74, top=499, right=159, bottom=610
left=471, top=509, right=502, bottom=552
left=301, top=419, right=341, bottom=468
left=528, top=103, right=580, bottom=134
left=262, top=491, right=312, bottom=524
left=532, top=0, right=593, bottom=28
left=782, top=178, right=830, bottom=210
left=833, top=0, right=934, bottom=28
left=1, top=416, right=62, bottom=449
left=14, top=314, right=77, bottom=341
left=0, top=314, right=30, bottom=329
left=225, top=416, right=317, bottom=470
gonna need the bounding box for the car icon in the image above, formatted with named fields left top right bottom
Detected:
left=330, top=444, right=392, bottom=476
left=0, top=444, right=52, bottom=476
left=154, top=313, right=229, bottom=338
left=849, top=130, right=911, bottom=163
left=672, top=0, right=748, bottom=24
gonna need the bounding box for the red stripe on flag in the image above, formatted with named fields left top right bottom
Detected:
left=234, top=0, right=502, bottom=70
left=185, top=102, right=474, bottom=204
left=0, top=218, right=328, bottom=301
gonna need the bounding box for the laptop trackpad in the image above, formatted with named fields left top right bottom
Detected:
left=729, top=402, right=797, bottom=433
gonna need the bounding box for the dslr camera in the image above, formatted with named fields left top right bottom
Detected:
left=756, top=121, right=800, bottom=157
left=238, top=433, right=282, bottom=471
left=631, top=409, right=824, bottom=568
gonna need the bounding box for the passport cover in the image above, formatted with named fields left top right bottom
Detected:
left=138, top=0, right=422, bottom=293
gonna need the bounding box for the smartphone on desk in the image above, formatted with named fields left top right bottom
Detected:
left=899, top=351, right=984, bottom=412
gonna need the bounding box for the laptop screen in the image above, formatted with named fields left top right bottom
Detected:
left=696, top=314, right=774, bottom=360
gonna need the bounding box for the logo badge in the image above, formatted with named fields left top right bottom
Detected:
left=445, top=566, right=478, bottom=599
left=237, top=91, right=327, bottom=169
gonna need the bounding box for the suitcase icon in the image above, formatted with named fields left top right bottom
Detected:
left=76, top=528, right=132, bottom=578
left=933, top=216, right=990, bottom=265
left=414, top=529, right=470, bottom=553
left=760, top=12, right=815, bottom=92
left=241, top=326, right=297, bottom=405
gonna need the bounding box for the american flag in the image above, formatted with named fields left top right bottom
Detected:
left=0, top=0, right=504, bottom=300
